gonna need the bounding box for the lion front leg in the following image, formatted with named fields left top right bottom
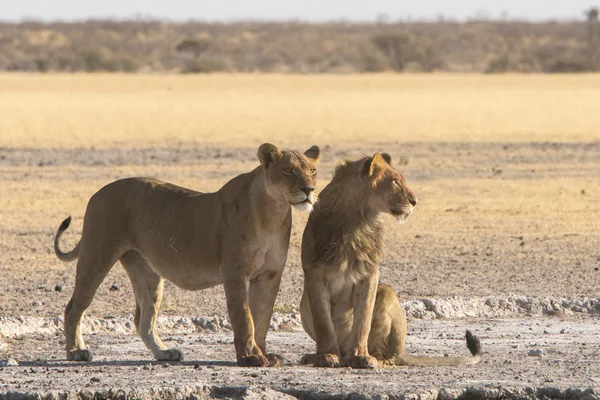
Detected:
left=301, top=268, right=341, bottom=368
left=223, top=274, right=268, bottom=367
left=249, top=268, right=285, bottom=367
left=342, top=273, right=379, bottom=369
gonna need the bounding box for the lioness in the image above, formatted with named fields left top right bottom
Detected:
left=54, top=143, right=320, bottom=367
left=300, top=153, right=481, bottom=368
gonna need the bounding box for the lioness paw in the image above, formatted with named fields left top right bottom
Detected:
left=266, top=353, right=284, bottom=367
left=238, top=354, right=269, bottom=367
left=342, top=355, right=378, bottom=369
left=67, top=349, right=93, bottom=362
left=156, top=348, right=184, bottom=361
left=312, top=353, right=340, bottom=368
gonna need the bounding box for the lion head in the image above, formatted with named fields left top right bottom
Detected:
left=320, top=152, right=417, bottom=222
left=365, top=153, right=417, bottom=223
left=258, top=143, right=321, bottom=212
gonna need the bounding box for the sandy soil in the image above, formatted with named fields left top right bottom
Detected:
left=1, top=141, right=599, bottom=398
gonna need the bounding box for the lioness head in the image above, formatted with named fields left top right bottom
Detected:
left=363, top=152, right=417, bottom=222
left=258, top=143, right=321, bottom=212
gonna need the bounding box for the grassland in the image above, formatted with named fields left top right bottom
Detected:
left=1, top=73, right=600, bottom=148
left=0, top=73, right=599, bottom=319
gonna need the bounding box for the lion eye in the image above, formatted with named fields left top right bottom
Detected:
left=392, top=179, right=400, bottom=187
left=283, top=168, right=293, bottom=175
left=310, top=168, right=317, bottom=176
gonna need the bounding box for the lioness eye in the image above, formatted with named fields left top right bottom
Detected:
left=310, top=168, right=317, bottom=176
left=283, top=168, right=293, bottom=175
left=392, top=179, right=400, bottom=187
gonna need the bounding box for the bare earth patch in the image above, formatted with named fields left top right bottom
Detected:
left=1, top=141, right=599, bottom=399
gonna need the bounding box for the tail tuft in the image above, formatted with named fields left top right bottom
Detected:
left=59, top=216, right=72, bottom=232
left=465, top=330, right=481, bottom=356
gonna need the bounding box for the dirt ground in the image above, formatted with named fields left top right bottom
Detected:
left=1, top=141, right=599, bottom=399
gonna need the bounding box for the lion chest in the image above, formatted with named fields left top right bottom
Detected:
left=326, top=259, right=375, bottom=299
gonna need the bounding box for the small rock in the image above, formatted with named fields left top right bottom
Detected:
left=0, top=359, right=19, bottom=366
left=32, top=301, right=42, bottom=307
left=528, top=349, right=543, bottom=357
left=109, top=284, right=119, bottom=292
left=278, top=321, right=295, bottom=332
left=90, top=377, right=101, bottom=383
left=54, top=285, right=63, bottom=292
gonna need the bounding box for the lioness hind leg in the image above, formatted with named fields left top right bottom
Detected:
left=65, top=253, right=117, bottom=362
left=368, top=284, right=407, bottom=362
left=120, top=251, right=183, bottom=362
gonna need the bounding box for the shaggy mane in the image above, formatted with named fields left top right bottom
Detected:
left=306, top=156, right=383, bottom=273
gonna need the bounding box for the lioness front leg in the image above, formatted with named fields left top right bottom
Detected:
left=223, top=275, right=268, bottom=367
left=342, top=273, right=379, bottom=369
left=249, top=268, right=285, bottom=367
left=302, top=269, right=340, bottom=367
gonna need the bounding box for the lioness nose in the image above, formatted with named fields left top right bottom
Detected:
left=300, top=186, right=315, bottom=195
left=409, top=197, right=418, bottom=206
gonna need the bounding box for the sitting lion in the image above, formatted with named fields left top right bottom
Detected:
left=54, top=143, right=320, bottom=367
left=299, top=153, right=481, bottom=368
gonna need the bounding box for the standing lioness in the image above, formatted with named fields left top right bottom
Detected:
left=54, top=143, right=320, bottom=367
left=300, top=153, right=481, bottom=368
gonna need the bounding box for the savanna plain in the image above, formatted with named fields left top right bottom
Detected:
left=0, top=74, right=599, bottom=399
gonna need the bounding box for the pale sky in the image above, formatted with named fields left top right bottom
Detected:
left=1, top=0, right=596, bottom=22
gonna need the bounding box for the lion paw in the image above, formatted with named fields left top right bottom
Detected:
left=156, top=348, right=184, bottom=361
left=67, top=349, right=93, bottom=362
left=312, top=353, right=340, bottom=368
left=342, top=355, right=378, bottom=369
left=300, top=353, right=317, bottom=365
left=266, top=353, right=284, bottom=367
left=238, top=354, right=269, bottom=367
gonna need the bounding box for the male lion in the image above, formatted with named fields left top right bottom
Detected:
left=300, top=153, right=481, bottom=369
left=54, top=143, right=320, bottom=367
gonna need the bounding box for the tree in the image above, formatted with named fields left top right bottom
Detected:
left=371, top=33, right=415, bottom=71
left=175, top=38, right=210, bottom=59
left=584, top=7, right=599, bottom=70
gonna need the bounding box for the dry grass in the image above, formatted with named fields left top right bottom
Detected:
left=0, top=73, right=599, bottom=319
left=1, top=73, right=600, bottom=149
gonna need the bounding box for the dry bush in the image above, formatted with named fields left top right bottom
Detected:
left=0, top=19, right=598, bottom=73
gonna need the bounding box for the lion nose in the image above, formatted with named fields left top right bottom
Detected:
left=409, top=197, right=418, bottom=207
left=300, top=186, right=315, bottom=196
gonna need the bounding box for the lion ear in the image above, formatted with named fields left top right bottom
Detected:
left=363, top=153, right=388, bottom=178
left=258, top=143, right=283, bottom=168
left=304, top=145, right=321, bottom=164
left=381, top=153, right=392, bottom=165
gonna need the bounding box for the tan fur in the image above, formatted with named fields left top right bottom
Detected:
left=300, top=153, right=481, bottom=368
left=54, top=143, right=320, bottom=367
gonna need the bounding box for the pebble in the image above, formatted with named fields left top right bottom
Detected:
left=0, top=358, right=19, bottom=366
left=527, top=349, right=543, bottom=357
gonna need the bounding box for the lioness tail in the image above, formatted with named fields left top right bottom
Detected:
left=54, top=216, right=81, bottom=262
left=395, top=330, right=481, bottom=366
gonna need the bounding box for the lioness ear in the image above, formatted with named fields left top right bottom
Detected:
left=381, top=152, right=392, bottom=165
left=304, top=145, right=321, bottom=164
left=258, top=143, right=283, bottom=168
left=363, top=153, right=387, bottom=179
